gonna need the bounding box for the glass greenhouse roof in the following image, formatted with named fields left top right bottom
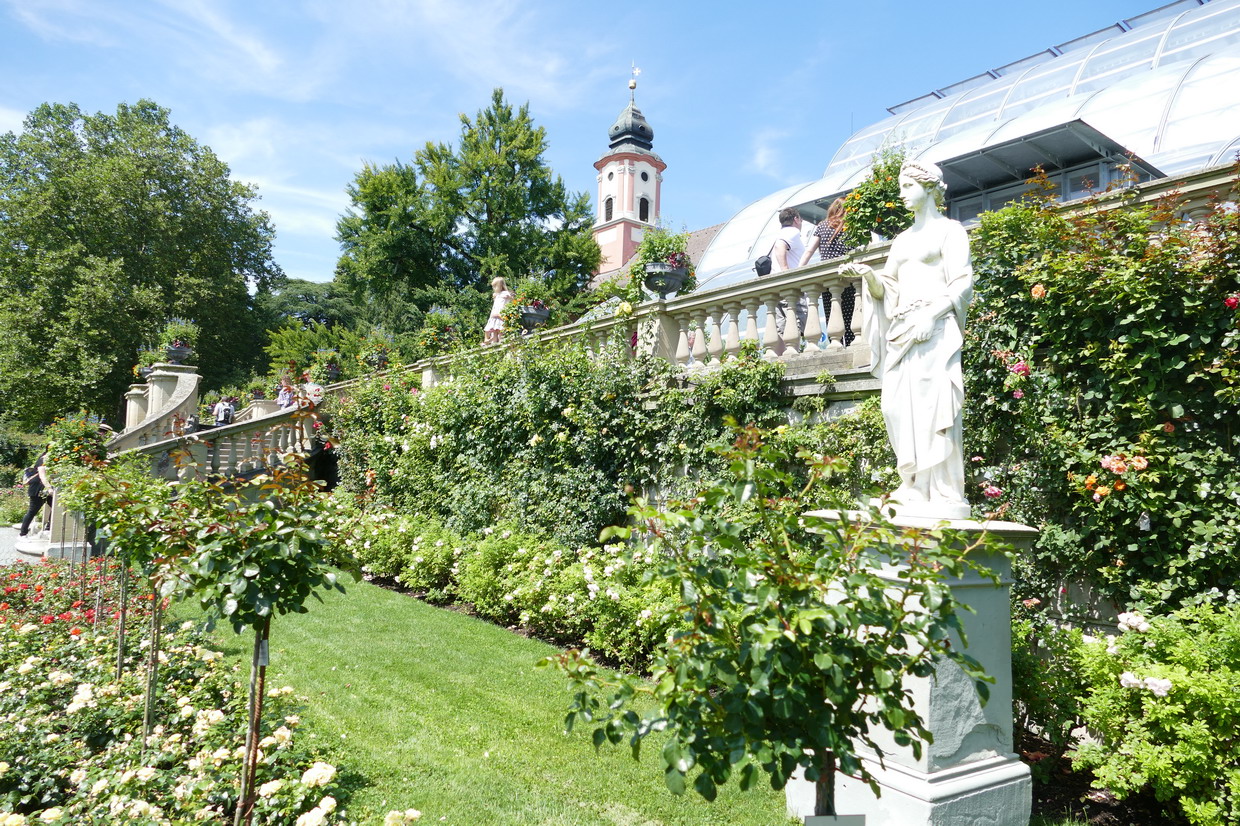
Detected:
left=696, top=0, right=1240, bottom=290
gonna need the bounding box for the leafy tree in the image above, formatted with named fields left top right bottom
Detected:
left=548, top=425, right=993, bottom=816
left=0, top=100, right=282, bottom=427
left=335, top=88, right=600, bottom=309
left=255, top=278, right=362, bottom=330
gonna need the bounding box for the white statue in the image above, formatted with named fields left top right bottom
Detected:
left=843, top=160, right=972, bottom=516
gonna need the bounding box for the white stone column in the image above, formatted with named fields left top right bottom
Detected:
left=124, top=384, right=149, bottom=430
left=787, top=512, right=1035, bottom=826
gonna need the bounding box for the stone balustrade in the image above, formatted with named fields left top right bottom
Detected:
left=123, top=405, right=314, bottom=482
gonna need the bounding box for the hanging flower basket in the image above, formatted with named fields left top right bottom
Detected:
left=643, top=262, right=687, bottom=300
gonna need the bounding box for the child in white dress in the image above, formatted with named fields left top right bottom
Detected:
left=483, top=277, right=515, bottom=345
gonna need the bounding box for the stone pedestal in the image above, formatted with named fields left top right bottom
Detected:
left=145, top=363, right=198, bottom=415
left=787, top=510, right=1035, bottom=826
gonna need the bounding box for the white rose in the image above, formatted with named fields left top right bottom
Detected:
left=300, top=761, right=336, bottom=788
left=258, top=779, right=284, bottom=797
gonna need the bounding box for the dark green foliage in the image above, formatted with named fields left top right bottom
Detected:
left=547, top=425, right=995, bottom=815
left=327, top=337, right=789, bottom=550
left=335, top=88, right=601, bottom=312
left=0, top=100, right=281, bottom=427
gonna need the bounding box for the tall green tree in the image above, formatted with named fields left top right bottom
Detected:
left=335, top=88, right=600, bottom=307
left=0, top=100, right=282, bottom=427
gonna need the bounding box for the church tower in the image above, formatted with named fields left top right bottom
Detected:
left=592, top=78, right=665, bottom=273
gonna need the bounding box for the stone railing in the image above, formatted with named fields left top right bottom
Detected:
left=112, top=363, right=202, bottom=452
left=121, top=404, right=315, bottom=481
left=415, top=246, right=889, bottom=391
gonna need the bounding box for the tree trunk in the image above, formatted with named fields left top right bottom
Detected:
left=141, top=583, right=163, bottom=741
left=814, top=749, right=837, bottom=817
left=234, top=616, right=270, bottom=826
left=115, top=563, right=129, bottom=680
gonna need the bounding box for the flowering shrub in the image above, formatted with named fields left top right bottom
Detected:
left=1074, top=603, right=1240, bottom=825
left=338, top=509, right=679, bottom=668
left=326, top=337, right=788, bottom=549
left=965, top=173, right=1240, bottom=607
left=841, top=147, right=913, bottom=248
left=0, top=560, right=352, bottom=825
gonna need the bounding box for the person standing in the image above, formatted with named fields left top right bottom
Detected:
left=770, top=207, right=809, bottom=342
left=483, top=276, right=516, bottom=346
left=800, top=198, right=858, bottom=344
left=18, top=452, right=51, bottom=537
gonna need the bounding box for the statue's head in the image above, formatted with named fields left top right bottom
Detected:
left=900, top=160, right=947, bottom=209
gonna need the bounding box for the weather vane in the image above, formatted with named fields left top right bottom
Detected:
left=630, top=62, right=641, bottom=96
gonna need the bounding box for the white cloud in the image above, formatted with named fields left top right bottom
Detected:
left=0, top=105, right=26, bottom=134
left=748, top=128, right=791, bottom=180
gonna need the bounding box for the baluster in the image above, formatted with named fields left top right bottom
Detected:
left=674, top=316, right=691, bottom=367
left=801, top=286, right=825, bottom=354
left=825, top=285, right=846, bottom=349
left=847, top=280, right=862, bottom=347
left=781, top=288, right=803, bottom=356
left=705, top=312, right=724, bottom=364
left=743, top=300, right=761, bottom=345
left=762, top=294, right=783, bottom=359
left=722, top=304, right=741, bottom=358
left=690, top=313, right=708, bottom=367
left=209, top=438, right=221, bottom=475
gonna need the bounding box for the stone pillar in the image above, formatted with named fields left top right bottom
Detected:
left=787, top=512, right=1035, bottom=825
left=124, top=384, right=149, bottom=430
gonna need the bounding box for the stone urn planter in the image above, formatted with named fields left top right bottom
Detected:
left=164, top=344, right=194, bottom=365
left=643, top=262, right=687, bottom=300
left=138, top=366, right=154, bottom=380
left=519, top=306, right=551, bottom=334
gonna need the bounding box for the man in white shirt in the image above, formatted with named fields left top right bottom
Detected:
left=771, top=207, right=808, bottom=342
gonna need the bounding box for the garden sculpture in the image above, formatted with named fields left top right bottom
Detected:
left=843, top=160, right=973, bottom=516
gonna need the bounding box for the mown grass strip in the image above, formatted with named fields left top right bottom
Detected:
left=197, top=580, right=795, bottom=825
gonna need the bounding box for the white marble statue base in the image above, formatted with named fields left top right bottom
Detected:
left=787, top=510, right=1035, bottom=826
left=869, top=497, right=972, bottom=521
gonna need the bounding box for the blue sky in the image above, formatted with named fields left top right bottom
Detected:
left=0, top=0, right=1166, bottom=284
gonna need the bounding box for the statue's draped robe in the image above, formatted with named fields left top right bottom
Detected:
left=864, top=225, right=973, bottom=504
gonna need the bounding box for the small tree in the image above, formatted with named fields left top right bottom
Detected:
left=548, top=424, right=994, bottom=817
left=171, top=457, right=354, bottom=825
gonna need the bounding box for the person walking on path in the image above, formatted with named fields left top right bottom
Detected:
left=18, top=452, right=51, bottom=537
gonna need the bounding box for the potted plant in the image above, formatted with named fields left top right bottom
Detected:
left=629, top=226, right=696, bottom=300
left=841, top=147, right=912, bottom=248
left=503, top=277, right=556, bottom=335
left=158, top=318, right=200, bottom=365
left=133, top=347, right=160, bottom=379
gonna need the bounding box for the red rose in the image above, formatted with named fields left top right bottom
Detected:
left=1226, top=295, right=1240, bottom=309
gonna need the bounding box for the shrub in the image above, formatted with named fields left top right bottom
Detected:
left=327, top=336, right=789, bottom=549
left=1075, top=604, right=1240, bottom=826
left=965, top=174, right=1240, bottom=608
left=1009, top=607, right=1086, bottom=779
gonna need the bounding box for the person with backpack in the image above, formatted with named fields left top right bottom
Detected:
left=212, top=396, right=235, bottom=427
left=18, top=451, right=51, bottom=537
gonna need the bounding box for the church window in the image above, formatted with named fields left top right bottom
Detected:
left=605, top=197, right=614, bottom=222
left=639, top=197, right=650, bottom=222
left=641, top=171, right=649, bottom=182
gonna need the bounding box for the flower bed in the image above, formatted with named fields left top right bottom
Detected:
left=0, top=560, right=354, bottom=825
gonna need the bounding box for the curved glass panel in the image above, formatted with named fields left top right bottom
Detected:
left=999, top=61, right=1084, bottom=121
left=1073, top=61, right=1183, bottom=158
left=694, top=182, right=810, bottom=287
left=934, top=85, right=1011, bottom=141
left=1158, top=51, right=1240, bottom=170
left=1159, top=0, right=1240, bottom=65
left=1072, top=28, right=1162, bottom=96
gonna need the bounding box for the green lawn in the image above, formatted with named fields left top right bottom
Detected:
left=198, top=580, right=796, bottom=825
